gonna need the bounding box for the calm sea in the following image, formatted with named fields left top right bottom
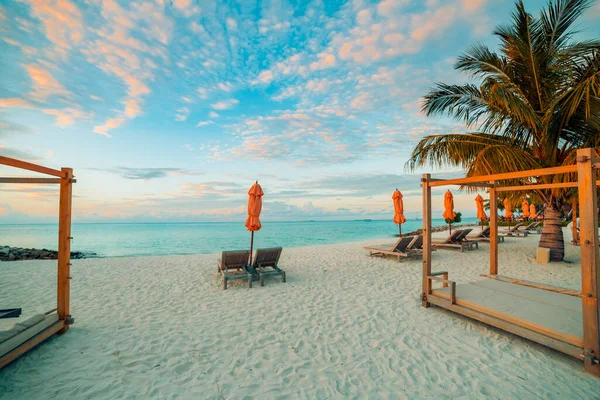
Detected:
left=0, top=218, right=478, bottom=258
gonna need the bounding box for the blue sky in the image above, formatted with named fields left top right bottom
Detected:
left=1, top=0, right=599, bottom=223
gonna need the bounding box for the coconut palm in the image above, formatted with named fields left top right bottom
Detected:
left=407, top=0, right=600, bottom=261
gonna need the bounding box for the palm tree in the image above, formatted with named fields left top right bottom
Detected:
left=406, top=0, right=600, bottom=261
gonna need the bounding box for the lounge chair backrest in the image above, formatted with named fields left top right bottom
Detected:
left=524, top=222, right=535, bottom=230
left=408, top=235, right=423, bottom=250
left=253, top=247, right=282, bottom=267
left=475, top=226, right=491, bottom=238
left=509, top=222, right=523, bottom=232
left=455, top=229, right=473, bottom=242
left=443, top=230, right=463, bottom=244
left=221, top=250, right=250, bottom=269
left=393, top=237, right=415, bottom=253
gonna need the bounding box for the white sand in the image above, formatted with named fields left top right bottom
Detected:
left=1, top=227, right=598, bottom=399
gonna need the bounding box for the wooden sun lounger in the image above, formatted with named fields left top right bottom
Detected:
left=217, top=250, right=252, bottom=290
left=501, top=222, right=529, bottom=237
left=467, top=226, right=505, bottom=243
left=0, top=309, right=22, bottom=319
left=364, top=236, right=421, bottom=262
left=432, top=230, right=478, bottom=252
left=252, top=247, right=286, bottom=286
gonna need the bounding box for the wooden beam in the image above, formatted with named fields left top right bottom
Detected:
left=489, top=182, right=498, bottom=275
left=57, top=168, right=73, bottom=332
left=422, top=174, right=432, bottom=308
left=0, top=156, right=65, bottom=178
left=0, top=178, right=61, bottom=184
left=430, top=291, right=583, bottom=347
left=428, top=165, right=578, bottom=187
left=480, top=274, right=581, bottom=297
left=496, top=180, right=600, bottom=192
left=577, top=148, right=600, bottom=377
left=0, top=320, right=64, bottom=369
left=426, top=295, right=584, bottom=360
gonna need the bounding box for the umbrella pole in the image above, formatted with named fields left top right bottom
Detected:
left=398, top=224, right=401, bottom=237
left=249, top=231, right=254, bottom=266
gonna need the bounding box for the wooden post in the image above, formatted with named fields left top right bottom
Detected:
left=422, top=174, right=432, bottom=308
left=572, top=199, right=579, bottom=245
left=57, top=168, right=73, bottom=333
left=576, top=148, right=600, bottom=377
left=489, top=181, right=498, bottom=275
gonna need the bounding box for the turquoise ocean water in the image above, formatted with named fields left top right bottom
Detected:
left=0, top=218, right=479, bottom=258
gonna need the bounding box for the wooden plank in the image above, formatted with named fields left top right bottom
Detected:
left=489, top=182, right=498, bottom=275
left=0, top=156, right=65, bottom=178
left=426, top=294, right=584, bottom=360
left=480, top=275, right=582, bottom=297
left=496, top=182, right=578, bottom=192
left=422, top=174, right=432, bottom=307
left=427, top=165, right=578, bottom=187
left=576, top=148, right=600, bottom=377
left=0, top=320, right=64, bottom=369
left=430, top=290, right=583, bottom=347
left=57, top=168, right=73, bottom=330
left=0, top=177, right=62, bottom=184
left=496, top=180, right=600, bottom=192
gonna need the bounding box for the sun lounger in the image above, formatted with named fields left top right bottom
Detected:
left=364, top=236, right=421, bottom=261
left=217, top=250, right=252, bottom=290
left=502, top=222, right=529, bottom=236
left=467, top=226, right=505, bottom=243
left=432, top=229, right=478, bottom=252
left=525, top=221, right=542, bottom=233
left=252, top=247, right=286, bottom=286
left=0, top=309, right=22, bottom=319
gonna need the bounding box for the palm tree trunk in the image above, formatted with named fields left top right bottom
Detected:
left=538, top=205, right=564, bottom=262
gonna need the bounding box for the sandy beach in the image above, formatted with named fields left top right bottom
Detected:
left=0, top=227, right=598, bottom=399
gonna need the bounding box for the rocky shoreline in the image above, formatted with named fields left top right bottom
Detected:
left=0, top=246, right=97, bottom=262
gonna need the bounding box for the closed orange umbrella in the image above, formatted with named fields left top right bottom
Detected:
left=504, top=198, right=513, bottom=231
left=443, top=190, right=456, bottom=233
left=522, top=199, right=530, bottom=218
left=504, top=198, right=513, bottom=219
left=530, top=204, right=536, bottom=220
left=475, top=194, right=487, bottom=232
left=393, top=189, right=406, bottom=236
left=245, top=181, right=263, bottom=264
left=475, top=194, right=487, bottom=220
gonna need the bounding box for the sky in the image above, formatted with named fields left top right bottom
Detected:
left=1, top=0, right=599, bottom=224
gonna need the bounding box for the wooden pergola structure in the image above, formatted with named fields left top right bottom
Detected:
left=421, top=148, right=600, bottom=378
left=0, top=156, right=75, bottom=369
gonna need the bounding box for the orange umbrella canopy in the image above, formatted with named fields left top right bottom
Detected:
left=522, top=199, right=530, bottom=217
left=442, top=190, right=456, bottom=220
left=530, top=204, right=537, bottom=218
left=245, top=182, right=263, bottom=232
left=392, top=189, right=406, bottom=225
left=475, top=194, right=487, bottom=220
left=504, top=198, right=513, bottom=219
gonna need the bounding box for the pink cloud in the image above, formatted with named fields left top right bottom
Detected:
left=25, top=64, right=70, bottom=101
left=42, top=108, right=91, bottom=127
left=0, top=98, right=33, bottom=108
left=27, top=0, right=84, bottom=57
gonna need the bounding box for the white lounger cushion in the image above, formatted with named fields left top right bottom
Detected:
left=0, top=313, right=59, bottom=357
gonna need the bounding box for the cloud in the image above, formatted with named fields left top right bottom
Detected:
left=25, top=64, right=70, bottom=101
left=93, top=117, right=126, bottom=138
left=42, top=108, right=92, bottom=127
left=0, top=98, right=33, bottom=108
left=95, top=167, right=202, bottom=180
left=310, top=53, right=337, bottom=71
left=27, top=0, right=84, bottom=58
left=175, top=107, right=190, bottom=121
left=211, top=99, right=239, bottom=110
left=196, top=120, right=214, bottom=127
left=208, top=111, right=219, bottom=118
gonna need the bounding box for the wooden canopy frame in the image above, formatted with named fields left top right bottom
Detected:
left=421, top=148, right=600, bottom=378
left=0, top=156, right=75, bottom=369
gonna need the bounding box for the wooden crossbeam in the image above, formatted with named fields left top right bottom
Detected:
left=427, top=165, right=578, bottom=187
left=0, top=156, right=65, bottom=178
left=496, top=180, right=600, bottom=192
left=0, top=178, right=77, bottom=184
